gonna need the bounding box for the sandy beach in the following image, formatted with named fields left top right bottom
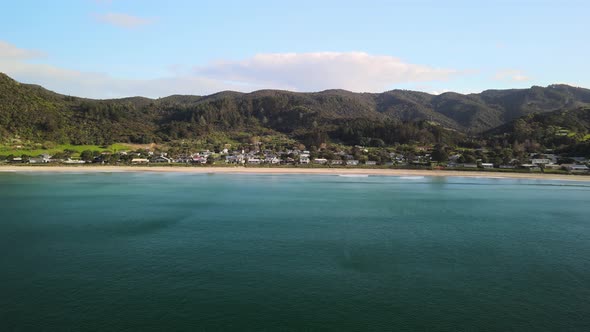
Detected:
left=1, top=165, right=589, bottom=181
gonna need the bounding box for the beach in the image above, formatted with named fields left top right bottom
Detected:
left=1, top=165, right=589, bottom=181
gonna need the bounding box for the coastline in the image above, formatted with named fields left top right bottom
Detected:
left=1, top=165, right=589, bottom=181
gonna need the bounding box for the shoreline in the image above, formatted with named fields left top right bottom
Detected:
left=1, top=165, right=589, bottom=181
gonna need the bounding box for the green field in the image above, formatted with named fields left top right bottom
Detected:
left=0, top=143, right=132, bottom=157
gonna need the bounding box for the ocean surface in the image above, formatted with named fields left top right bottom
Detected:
left=0, top=172, right=589, bottom=331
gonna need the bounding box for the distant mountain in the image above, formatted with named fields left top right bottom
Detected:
left=1, top=72, right=590, bottom=146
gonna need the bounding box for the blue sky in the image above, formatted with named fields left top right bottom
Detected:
left=1, top=0, right=588, bottom=98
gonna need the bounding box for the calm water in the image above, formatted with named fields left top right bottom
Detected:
left=0, top=172, right=589, bottom=331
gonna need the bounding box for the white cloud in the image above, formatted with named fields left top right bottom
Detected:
left=94, top=12, right=154, bottom=29
left=1, top=59, right=242, bottom=99
left=0, top=41, right=45, bottom=59
left=494, top=69, right=530, bottom=82
left=0, top=43, right=463, bottom=98
left=195, top=52, right=458, bottom=92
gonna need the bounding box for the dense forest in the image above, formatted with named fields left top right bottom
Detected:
left=1, top=72, right=589, bottom=155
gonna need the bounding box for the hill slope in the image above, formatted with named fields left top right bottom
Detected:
left=2, top=73, right=590, bottom=145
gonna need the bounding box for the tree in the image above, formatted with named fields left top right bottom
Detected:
left=431, top=144, right=448, bottom=162
left=80, top=150, right=95, bottom=162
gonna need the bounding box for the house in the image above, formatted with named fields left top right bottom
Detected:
left=131, top=158, right=149, bottom=164
left=10, top=157, right=23, bottom=163
left=520, top=164, right=541, bottom=171
left=563, top=164, right=589, bottom=173
left=313, top=158, right=328, bottom=165
left=63, top=159, right=85, bottom=164
left=265, top=157, right=281, bottom=164
left=330, top=160, right=343, bottom=165
left=347, top=160, right=359, bottom=166
left=571, top=157, right=589, bottom=164
left=462, top=163, right=478, bottom=168
left=226, top=155, right=245, bottom=164
left=499, top=165, right=515, bottom=169
left=299, top=155, right=310, bottom=164
left=365, top=161, right=377, bottom=166
left=29, top=154, right=51, bottom=164
left=531, top=159, right=551, bottom=166
left=481, top=163, right=494, bottom=169
left=152, top=156, right=172, bottom=163
left=192, top=156, right=208, bottom=164
left=247, top=158, right=261, bottom=164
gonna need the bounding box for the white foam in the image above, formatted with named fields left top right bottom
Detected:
left=399, top=176, right=425, bottom=180
left=338, top=174, right=369, bottom=178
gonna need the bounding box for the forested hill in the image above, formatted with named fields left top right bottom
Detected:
left=1, top=72, right=590, bottom=146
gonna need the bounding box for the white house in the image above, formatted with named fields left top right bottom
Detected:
left=131, top=158, right=149, bottom=164
left=63, top=159, right=86, bottom=164
left=564, top=164, right=589, bottom=172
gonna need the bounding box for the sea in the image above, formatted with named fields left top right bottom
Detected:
left=0, top=172, right=589, bottom=331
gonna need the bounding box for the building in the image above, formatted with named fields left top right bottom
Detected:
left=131, top=158, right=149, bottom=164
left=152, top=156, right=172, bottom=163
left=313, top=158, right=328, bottom=165
left=63, top=159, right=85, bottom=164
left=563, top=164, right=589, bottom=173
left=462, top=163, right=478, bottom=168
left=481, top=163, right=494, bottom=169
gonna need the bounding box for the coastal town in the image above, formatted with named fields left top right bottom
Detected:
left=1, top=144, right=589, bottom=174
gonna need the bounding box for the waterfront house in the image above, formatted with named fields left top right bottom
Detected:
left=563, top=164, right=589, bottom=173
left=63, top=159, right=85, bottom=164
left=481, top=163, right=494, bottom=169
left=347, top=160, right=359, bottom=166
left=131, top=158, right=149, bottom=164
left=462, top=163, right=478, bottom=168
left=313, top=158, right=328, bottom=165
left=152, top=156, right=172, bottom=163
left=531, top=159, right=551, bottom=166
left=265, top=156, right=281, bottom=164
left=192, top=156, right=207, bottom=164
left=365, top=161, right=377, bottom=166
left=520, top=164, right=541, bottom=171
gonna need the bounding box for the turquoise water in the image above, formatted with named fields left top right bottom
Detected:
left=0, top=172, right=589, bottom=331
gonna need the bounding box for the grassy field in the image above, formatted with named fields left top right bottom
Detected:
left=0, top=143, right=133, bottom=156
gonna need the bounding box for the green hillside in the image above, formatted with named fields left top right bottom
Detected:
left=2, top=72, right=590, bottom=149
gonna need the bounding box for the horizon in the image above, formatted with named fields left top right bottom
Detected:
left=1, top=0, right=589, bottom=98
left=3, top=72, right=587, bottom=101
